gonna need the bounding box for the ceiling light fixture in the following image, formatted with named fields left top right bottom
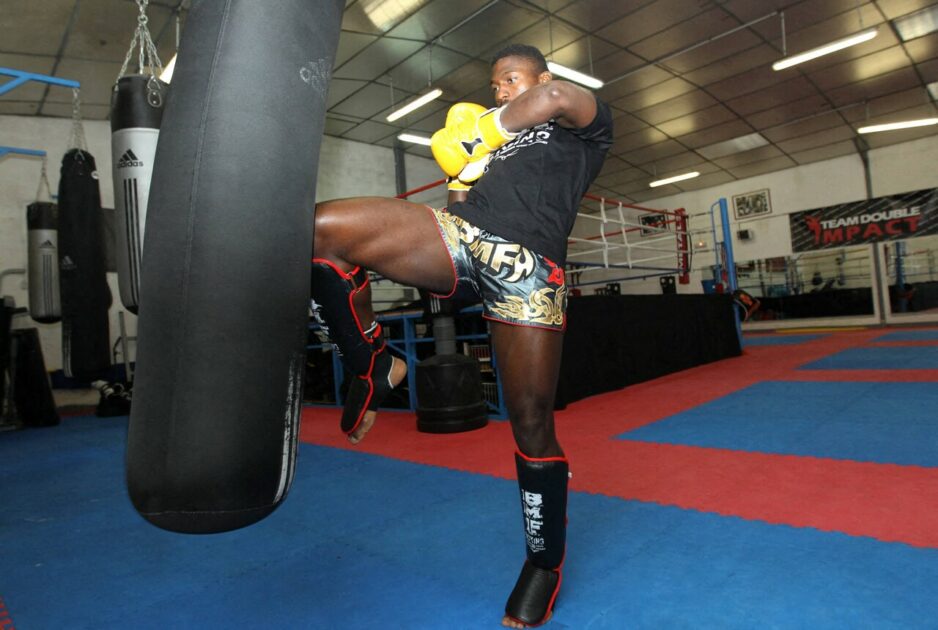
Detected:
left=386, top=88, right=443, bottom=122
left=361, top=0, right=428, bottom=32
left=546, top=62, right=604, bottom=89
left=927, top=81, right=938, bottom=101
left=649, top=171, right=700, bottom=188
left=894, top=5, right=938, bottom=41
left=160, top=53, right=176, bottom=83
left=697, top=132, right=769, bottom=159
left=857, top=118, right=938, bottom=134
left=772, top=28, right=878, bottom=71
left=397, top=133, right=433, bottom=146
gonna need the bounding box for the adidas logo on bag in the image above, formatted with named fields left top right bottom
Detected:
left=117, top=149, right=143, bottom=169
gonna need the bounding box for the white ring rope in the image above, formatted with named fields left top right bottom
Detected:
left=569, top=197, right=689, bottom=277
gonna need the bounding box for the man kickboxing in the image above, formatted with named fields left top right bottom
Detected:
left=310, top=44, right=612, bottom=627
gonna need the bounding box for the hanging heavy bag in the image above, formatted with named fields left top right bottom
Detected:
left=57, top=149, right=111, bottom=380
left=110, top=75, right=166, bottom=314
left=125, top=0, right=344, bottom=534
left=27, top=202, right=61, bottom=324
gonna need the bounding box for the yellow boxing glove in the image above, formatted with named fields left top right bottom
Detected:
left=431, top=103, right=517, bottom=180
left=446, top=176, right=473, bottom=193
left=443, top=103, right=489, bottom=185
left=445, top=102, right=487, bottom=128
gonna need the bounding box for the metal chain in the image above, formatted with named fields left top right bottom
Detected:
left=117, top=0, right=164, bottom=83
left=68, top=88, right=88, bottom=155
left=35, top=155, right=53, bottom=201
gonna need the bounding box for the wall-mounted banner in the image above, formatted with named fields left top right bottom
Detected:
left=790, top=187, right=938, bottom=252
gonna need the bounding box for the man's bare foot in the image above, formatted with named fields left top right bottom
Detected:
left=347, top=356, right=407, bottom=444
left=502, top=612, right=551, bottom=628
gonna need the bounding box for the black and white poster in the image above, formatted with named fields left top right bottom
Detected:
left=733, top=189, right=772, bottom=221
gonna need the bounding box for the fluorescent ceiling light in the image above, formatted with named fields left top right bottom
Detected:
left=397, top=133, right=432, bottom=146
left=649, top=171, right=700, bottom=188
left=386, top=88, right=443, bottom=122
left=928, top=81, right=938, bottom=101
left=772, top=28, right=878, bottom=71
left=547, top=62, right=604, bottom=89
left=159, top=54, right=176, bottom=83
left=857, top=118, right=938, bottom=134
left=360, top=0, right=428, bottom=31
left=894, top=5, right=938, bottom=41
left=697, top=132, right=769, bottom=159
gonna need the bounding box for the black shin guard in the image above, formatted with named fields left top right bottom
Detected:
left=505, top=452, right=569, bottom=627
left=310, top=259, right=395, bottom=435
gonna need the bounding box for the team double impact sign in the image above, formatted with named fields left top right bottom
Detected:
left=789, top=187, right=938, bottom=252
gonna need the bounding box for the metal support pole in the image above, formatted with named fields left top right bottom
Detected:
left=0, top=147, right=46, bottom=160
left=0, top=68, right=80, bottom=96
left=718, top=198, right=742, bottom=345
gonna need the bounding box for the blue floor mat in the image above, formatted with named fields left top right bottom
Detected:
left=800, top=346, right=938, bottom=370
left=874, top=329, right=938, bottom=342
left=3, top=416, right=938, bottom=628
left=618, top=381, right=938, bottom=466
left=742, top=334, right=826, bottom=346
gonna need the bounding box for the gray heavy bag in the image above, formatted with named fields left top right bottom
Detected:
left=126, top=0, right=344, bottom=534
left=26, top=202, right=61, bottom=324
left=110, top=75, right=167, bottom=314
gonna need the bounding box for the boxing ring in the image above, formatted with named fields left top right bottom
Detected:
left=565, top=194, right=690, bottom=291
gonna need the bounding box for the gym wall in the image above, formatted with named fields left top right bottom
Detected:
left=571, top=133, right=938, bottom=296
left=0, top=113, right=444, bottom=374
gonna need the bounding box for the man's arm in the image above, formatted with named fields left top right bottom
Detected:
left=499, top=80, right=598, bottom=131
left=447, top=182, right=469, bottom=206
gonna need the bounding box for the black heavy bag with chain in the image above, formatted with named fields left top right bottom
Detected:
left=57, top=149, right=111, bottom=380
left=126, top=0, right=344, bottom=534
left=110, top=75, right=167, bottom=314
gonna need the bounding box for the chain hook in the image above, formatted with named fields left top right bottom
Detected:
left=146, top=75, right=163, bottom=107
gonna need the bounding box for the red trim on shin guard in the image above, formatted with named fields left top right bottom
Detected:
left=341, top=341, right=394, bottom=436
left=505, top=561, right=563, bottom=627
left=345, top=348, right=378, bottom=436
left=311, top=258, right=377, bottom=346
left=516, top=450, right=569, bottom=464
left=311, top=258, right=394, bottom=436
left=506, top=452, right=569, bottom=624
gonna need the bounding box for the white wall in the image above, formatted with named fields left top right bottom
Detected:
left=0, top=113, right=443, bottom=373
left=576, top=134, right=938, bottom=296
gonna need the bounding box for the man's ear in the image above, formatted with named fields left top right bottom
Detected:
left=539, top=71, right=552, bottom=84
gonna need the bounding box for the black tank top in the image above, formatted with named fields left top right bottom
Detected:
left=449, top=96, right=613, bottom=264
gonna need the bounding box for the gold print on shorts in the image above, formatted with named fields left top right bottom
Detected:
left=468, top=240, right=536, bottom=282
left=457, top=220, right=481, bottom=244
left=490, top=285, right=567, bottom=326
left=435, top=211, right=462, bottom=251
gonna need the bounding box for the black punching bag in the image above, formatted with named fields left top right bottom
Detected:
left=110, top=75, right=167, bottom=314
left=126, top=0, right=344, bottom=534
left=57, top=149, right=111, bottom=380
